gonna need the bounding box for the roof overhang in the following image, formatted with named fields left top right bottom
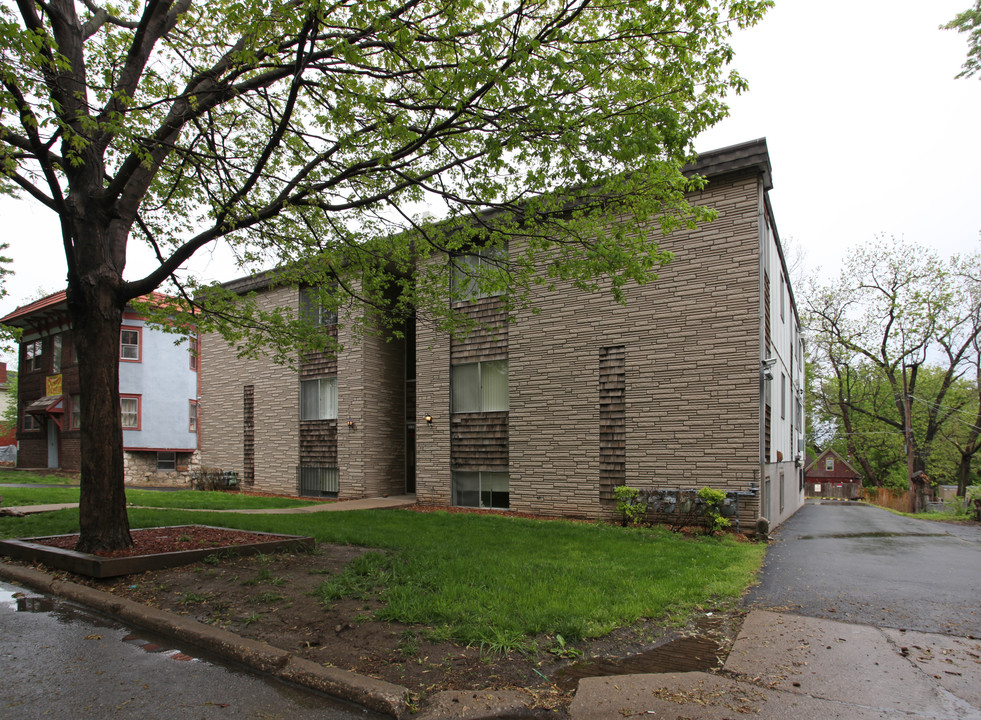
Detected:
left=26, top=394, right=67, bottom=430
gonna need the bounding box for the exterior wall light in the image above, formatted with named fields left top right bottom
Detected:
left=346, top=419, right=356, bottom=429
left=424, top=414, right=433, bottom=424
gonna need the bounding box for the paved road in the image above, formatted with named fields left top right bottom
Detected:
left=747, top=500, right=981, bottom=636
left=0, top=580, right=383, bottom=720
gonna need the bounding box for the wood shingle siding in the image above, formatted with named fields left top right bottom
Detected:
left=599, top=345, right=626, bottom=501
left=451, top=411, right=509, bottom=470
left=450, top=296, right=508, bottom=364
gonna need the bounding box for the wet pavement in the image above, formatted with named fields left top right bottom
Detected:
left=0, top=580, right=384, bottom=720
left=746, top=501, right=981, bottom=636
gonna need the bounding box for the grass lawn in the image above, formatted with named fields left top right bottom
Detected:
left=0, top=485, right=328, bottom=510
left=0, top=506, right=765, bottom=650
left=0, top=468, right=78, bottom=485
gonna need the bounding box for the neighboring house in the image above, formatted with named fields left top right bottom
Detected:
left=0, top=292, right=200, bottom=483
left=0, top=363, right=14, bottom=439
left=804, top=449, right=862, bottom=499
left=200, top=138, right=805, bottom=528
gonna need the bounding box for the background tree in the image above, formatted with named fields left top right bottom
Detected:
left=944, top=0, right=981, bottom=79
left=805, top=239, right=981, bottom=495
left=0, top=0, right=771, bottom=551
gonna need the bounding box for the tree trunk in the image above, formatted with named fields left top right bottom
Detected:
left=66, top=228, right=133, bottom=553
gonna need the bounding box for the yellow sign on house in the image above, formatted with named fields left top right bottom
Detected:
left=46, top=374, right=63, bottom=396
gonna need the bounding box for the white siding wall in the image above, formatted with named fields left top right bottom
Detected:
left=762, top=212, right=805, bottom=526
left=119, top=319, right=199, bottom=451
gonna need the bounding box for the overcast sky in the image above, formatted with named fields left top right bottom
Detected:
left=1, top=0, right=979, bottom=319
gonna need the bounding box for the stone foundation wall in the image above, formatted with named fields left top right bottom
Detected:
left=123, top=449, right=200, bottom=487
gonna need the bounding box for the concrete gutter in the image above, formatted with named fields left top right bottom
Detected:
left=0, top=562, right=410, bottom=718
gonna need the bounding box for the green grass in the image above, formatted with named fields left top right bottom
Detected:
left=0, top=507, right=765, bottom=651
left=0, top=468, right=78, bottom=485
left=0, top=485, right=326, bottom=510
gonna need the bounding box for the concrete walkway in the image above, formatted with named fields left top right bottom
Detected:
left=2, top=494, right=417, bottom=516
left=570, top=610, right=981, bottom=719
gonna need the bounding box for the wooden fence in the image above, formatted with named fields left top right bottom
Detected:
left=862, top=487, right=910, bottom=511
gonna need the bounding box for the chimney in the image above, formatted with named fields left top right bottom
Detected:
left=0, top=362, right=6, bottom=385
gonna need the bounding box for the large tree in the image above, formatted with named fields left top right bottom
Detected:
left=806, top=239, right=981, bottom=498
left=0, top=0, right=770, bottom=551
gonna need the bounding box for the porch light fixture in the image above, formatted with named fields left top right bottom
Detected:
left=346, top=419, right=356, bottom=429
left=424, top=414, right=433, bottom=424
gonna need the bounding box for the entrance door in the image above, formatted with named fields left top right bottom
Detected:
left=46, top=419, right=59, bottom=468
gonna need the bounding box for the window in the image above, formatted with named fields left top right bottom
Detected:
left=780, top=373, right=786, bottom=419
left=189, top=335, right=199, bottom=371
left=451, top=360, right=508, bottom=413
left=120, top=327, right=141, bottom=362
left=23, top=412, right=41, bottom=431
left=71, top=395, right=81, bottom=429
left=24, top=339, right=43, bottom=372
left=120, top=395, right=141, bottom=429
left=453, top=471, right=509, bottom=509
left=189, top=400, right=198, bottom=432
left=300, top=287, right=338, bottom=326
left=825, top=456, right=834, bottom=472
left=780, top=274, right=786, bottom=322
left=300, top=377, right=337, bottom=420
left=450, top=244, right=507, bottom=301
left=51, top=334, right=63, bottom=373
left=299, top=466, right=339, bottom=497
left=157, top=452, right=176, bottom=471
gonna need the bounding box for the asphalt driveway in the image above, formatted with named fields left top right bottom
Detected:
left=746, top=500, right=981, bottom=637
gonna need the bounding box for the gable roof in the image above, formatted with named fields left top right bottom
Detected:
left=804, top=448, right=861, bottom=478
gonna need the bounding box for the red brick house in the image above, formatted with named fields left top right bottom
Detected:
left=804, top=449, right=862, bottom=499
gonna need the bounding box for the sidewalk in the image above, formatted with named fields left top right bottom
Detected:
left=570, top=610, right=981, bottom=719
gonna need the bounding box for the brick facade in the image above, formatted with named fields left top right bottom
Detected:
left=201, top=285, right=300, bottom=494
left=415, top=170, right=765, bottom=523
left=200, top=140, right=803, bottom=527
left=202, top=286, right=409, bottom=498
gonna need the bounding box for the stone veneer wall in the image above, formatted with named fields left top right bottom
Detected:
left=123, top=450, right=200, bottom=486
left=415, top=170, right=763, bottom=521
left=415, top=313, right=453, bottom=505
left=337, top=319, right=406, bottom=498
left=200, top=285, right=300, bottom=494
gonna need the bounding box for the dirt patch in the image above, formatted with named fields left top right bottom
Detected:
left=40, top=540, right=745, bottom=713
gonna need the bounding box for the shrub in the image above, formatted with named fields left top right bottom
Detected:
left=613, top=485, right=649, bottom=526
left=967, top=485, right=981, bottom=522
left=190, top=467, right=239, bottom=491
left=697, top=487, right=731, bottom=536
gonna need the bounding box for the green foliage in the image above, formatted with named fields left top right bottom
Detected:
left=805, top=239, right=981, bottom=491
left=968, top=485, right=981, bottom=521
left=613, top=485, right=649, bottom=526
left=697, top=487, right=731, bottom=535
left=944, top=0, right=981, bottom=79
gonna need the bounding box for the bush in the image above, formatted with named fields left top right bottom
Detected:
left=190, top=467, right=239, bottom=491
left=967, top=485, right=981, bottom=522
left=613, top=485, right=649, bottom=526
left=697, top=487, right=731, bottom=536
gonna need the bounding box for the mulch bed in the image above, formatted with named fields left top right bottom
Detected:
left=31, top=526, right=292, bottom=558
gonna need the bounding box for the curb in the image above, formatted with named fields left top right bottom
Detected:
left=0, top=561, right=410, bottom=718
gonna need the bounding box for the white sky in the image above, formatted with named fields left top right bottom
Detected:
left=1, top=0, right=979, bottom=320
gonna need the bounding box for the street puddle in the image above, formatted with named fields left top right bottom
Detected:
left=554, top=619, right=729, bottom=691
